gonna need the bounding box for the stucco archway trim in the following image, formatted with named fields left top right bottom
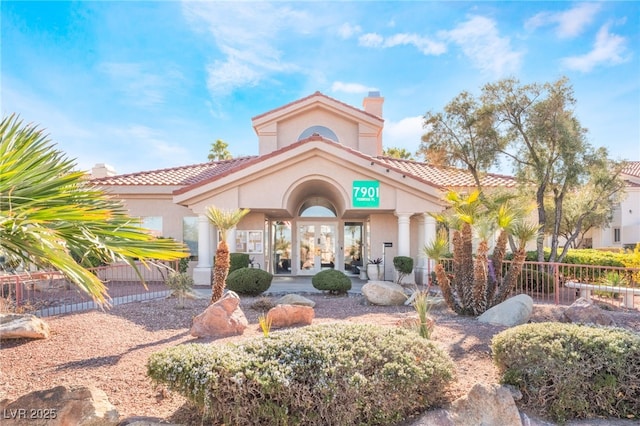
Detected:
left=283, top=174, right=350, bottom=217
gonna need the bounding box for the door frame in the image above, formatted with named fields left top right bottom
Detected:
left=296, top=220, right=338, bottom=276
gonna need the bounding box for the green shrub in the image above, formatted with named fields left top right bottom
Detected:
left=165, top=272, right=194, bottom=308
left=230, top=253, right=250, bottom=272
left=491, top=322, right=640, bottom=423
left=226, top=267, right=272, bottom=296
left=393, top=256, right=414, bottom=284
left=148, top=323, right=455, bottom=425
left=177, top=257, right=190, bottom=274
left=311, top=269, right=351, bottom=294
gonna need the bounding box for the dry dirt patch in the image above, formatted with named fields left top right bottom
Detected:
left=1, top=294, right=638, bottom=423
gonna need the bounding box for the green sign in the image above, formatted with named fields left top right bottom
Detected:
left=352, top=180, right=380, bottom=208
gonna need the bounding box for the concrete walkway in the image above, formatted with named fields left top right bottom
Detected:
left=194, top=275, right=368, bottom=297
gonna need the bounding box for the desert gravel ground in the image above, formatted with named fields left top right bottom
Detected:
left=1, top=293, right=638, bottom=425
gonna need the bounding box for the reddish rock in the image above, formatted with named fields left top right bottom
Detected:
left=267, top=304, right=314, bottom=328
left=190, top=292, right=248, bottom=338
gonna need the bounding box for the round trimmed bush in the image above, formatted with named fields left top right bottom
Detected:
left=226, top=267, right=273, bottom=296
left=492, top=322, right=640, bottom=422
left=148, top=323, right=455, bottom=425
left=312, top=269, right=351, bottom=294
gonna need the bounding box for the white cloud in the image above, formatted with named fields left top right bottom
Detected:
left=441, top=16, right=522, bottom=77
left=562, top=24, right=630, bottom=72
left=359, top=32, right=384, bottom=47
left=331, top=82, right=377, bottom=94
left=182, top=2, right=312, bottom=96
left=338, top=23, right=361, bottom=39
left=98, top=62, right=180, bottom=107
left=382, top=116, right=424, bottom=153
left=525, top=3, right=601, bottom=38
left=358, top=32, right=446, bottom=55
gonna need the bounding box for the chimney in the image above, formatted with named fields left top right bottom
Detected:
left=362, top=91, right=384, bottom=117
left=91, top=163, right=116, bottom=179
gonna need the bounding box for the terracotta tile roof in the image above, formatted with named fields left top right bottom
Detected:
left=92, top=136, right=515, bottom=191
left=374, top=157, right=517, bottom=189
left=90, top=157, right=257, bottom=186
left=252, top=91, right=383, bottom=123
left=622, top=161, right=640, bottom=178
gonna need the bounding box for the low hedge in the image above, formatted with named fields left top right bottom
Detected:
left=491, top=322, right=640, bottom=423
left=148, top=323, right=455, bottom=426
left=230, top=253, right=250, bottom=272
left=312, top=269, right=351, bottom=294
left=225, top=267, right=272, bottom=296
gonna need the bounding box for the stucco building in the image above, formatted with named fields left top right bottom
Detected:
left=585, top=161, right=640, bottom=249
left=92, top=91, right=515, bottom=285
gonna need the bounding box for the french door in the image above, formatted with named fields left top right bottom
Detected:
left=297, top=223, right=337, bottom=275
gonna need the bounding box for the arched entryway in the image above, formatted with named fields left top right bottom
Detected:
left=269, top=177, right=364, bottom=276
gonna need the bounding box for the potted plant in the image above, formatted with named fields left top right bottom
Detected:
left=366, top=258, right=384, bottom=281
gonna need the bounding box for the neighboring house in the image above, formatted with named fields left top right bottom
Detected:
left=586, top=161, right=640, bottom=250
left=92, top=91, right=515, bottom=285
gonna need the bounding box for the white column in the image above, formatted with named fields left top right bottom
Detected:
left=395, top=212, right=413, bottom=284
left=193, top=215, right=213, bottom=285
left=395, top=212, right=411, bottom=256
left=416, top=215, right=426, bottom=286
left=227, top=228, right=236, bottom=252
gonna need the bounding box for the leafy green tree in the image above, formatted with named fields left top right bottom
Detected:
left=0, top=114, right=189, bottom=305
left=420, top=77, right=625, bottom=263
left=208, top=139, right=232, bottom=161
left=482, top=77, right=619, bottom=263
left=545, top=153, right=625, bottom=251
left=419, top=91, right=501, bottom=189
left=383, top=147, right=415, bottom=160
left=204, top=206, right=250, bottom=303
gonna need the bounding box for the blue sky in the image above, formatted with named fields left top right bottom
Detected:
left=2, top=1, right=638, bottom=175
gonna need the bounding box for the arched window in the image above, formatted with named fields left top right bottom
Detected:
left=298, top=126, right=339, bottom=142
left=298, top=197, right=337, bottom=217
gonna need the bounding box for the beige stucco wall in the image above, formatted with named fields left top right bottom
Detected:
left=254, top=94, right=383, bottom=157
left=277, top=108, right=360, bottom=150
left=102, top=187, right=195, bottom=244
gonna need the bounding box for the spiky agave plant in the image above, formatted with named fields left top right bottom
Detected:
left=205, top=206, right=250, bottom=303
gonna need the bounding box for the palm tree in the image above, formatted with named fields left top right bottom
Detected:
left=0, top=114, right=189, bottom=306
left=205, top=206, right=250, bottom=303
left=424, top=189, right=536, bottom=316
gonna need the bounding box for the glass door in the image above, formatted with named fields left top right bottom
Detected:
left=298, top=223, right=336, bottom=275
left=343, top=222, right=363, bottom=275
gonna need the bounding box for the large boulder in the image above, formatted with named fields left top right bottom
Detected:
left=190, top=291, right=248, bottom=338
left=362, top=281, right=407, bottom=306
left=449, top=383, right=522, bottom=426
left=563, top=297, right=616, bottom=326
left=478, top=294, right=533, bottom=327
left=0, top=313, right=50, bottom=340
left=266, top=304, right=314, bottom=328
left=2, top=385, right=119, bottom=426
left=275, top=294, right=316, bottom=308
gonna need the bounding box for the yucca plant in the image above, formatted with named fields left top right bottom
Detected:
left=424, top=190, right=536, bottom=316
left=205, top=206, right=250, bottom=303
left=0, top=114, right=189, bottom=306
left=258, top=313, right=272, bottom=337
